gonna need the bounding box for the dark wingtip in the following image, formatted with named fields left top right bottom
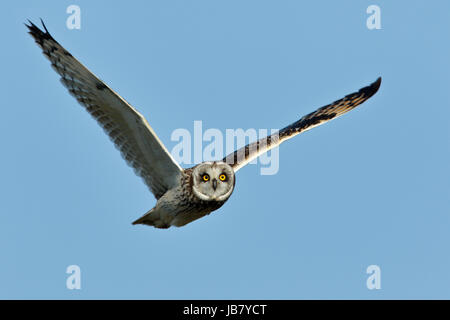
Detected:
left=361, top=76, right=382, bottom=99
left=25, top=18, right=54, bottom=43
left=25, top=19, right=36, bottom=31
left=40, top=18, right=49, bottom=33
left=373, top=76, right=382, bottom=89
left=131, top=218, right=142, bottom=225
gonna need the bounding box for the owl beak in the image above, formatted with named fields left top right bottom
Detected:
left=212, top=179, right=217, bottom=190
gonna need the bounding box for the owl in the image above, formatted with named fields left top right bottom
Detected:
left=26, top=20, right=381, bottom=229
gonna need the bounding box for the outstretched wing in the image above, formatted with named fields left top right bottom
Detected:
left=26, top=20, right=182, bottom=199
left=223, top=77, right=381, bottom=171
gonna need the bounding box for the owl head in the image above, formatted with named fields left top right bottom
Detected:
left=191, top=162, right=235, bottom=201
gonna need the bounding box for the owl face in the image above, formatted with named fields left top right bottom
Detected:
left=191, top=162, right=235, bottom=201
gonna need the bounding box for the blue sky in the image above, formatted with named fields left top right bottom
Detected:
left=1, top=1, right=449, bottom=299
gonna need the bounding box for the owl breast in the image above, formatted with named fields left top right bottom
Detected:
left=152, top=165, right=233, bottom=228
left=166, top=169, right=227, bottom=227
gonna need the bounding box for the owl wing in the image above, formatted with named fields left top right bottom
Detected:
left=26, top=20, right=182, bottom=199
left=223, top=77, right=381, bottom=171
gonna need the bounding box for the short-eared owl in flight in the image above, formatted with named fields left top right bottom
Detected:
left=26, top=20, right=381, bottom=229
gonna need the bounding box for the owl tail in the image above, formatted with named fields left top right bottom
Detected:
left=132, top=208, right=171, bottom=229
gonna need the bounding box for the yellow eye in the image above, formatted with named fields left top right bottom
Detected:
left=202, top=174, right=210, bottom=182
left=219, top=174, right=227, bottom=181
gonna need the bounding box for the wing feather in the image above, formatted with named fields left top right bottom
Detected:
left=224, top=77, right=381, bottom=171
left=26, top=20, right=182, bottom=199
